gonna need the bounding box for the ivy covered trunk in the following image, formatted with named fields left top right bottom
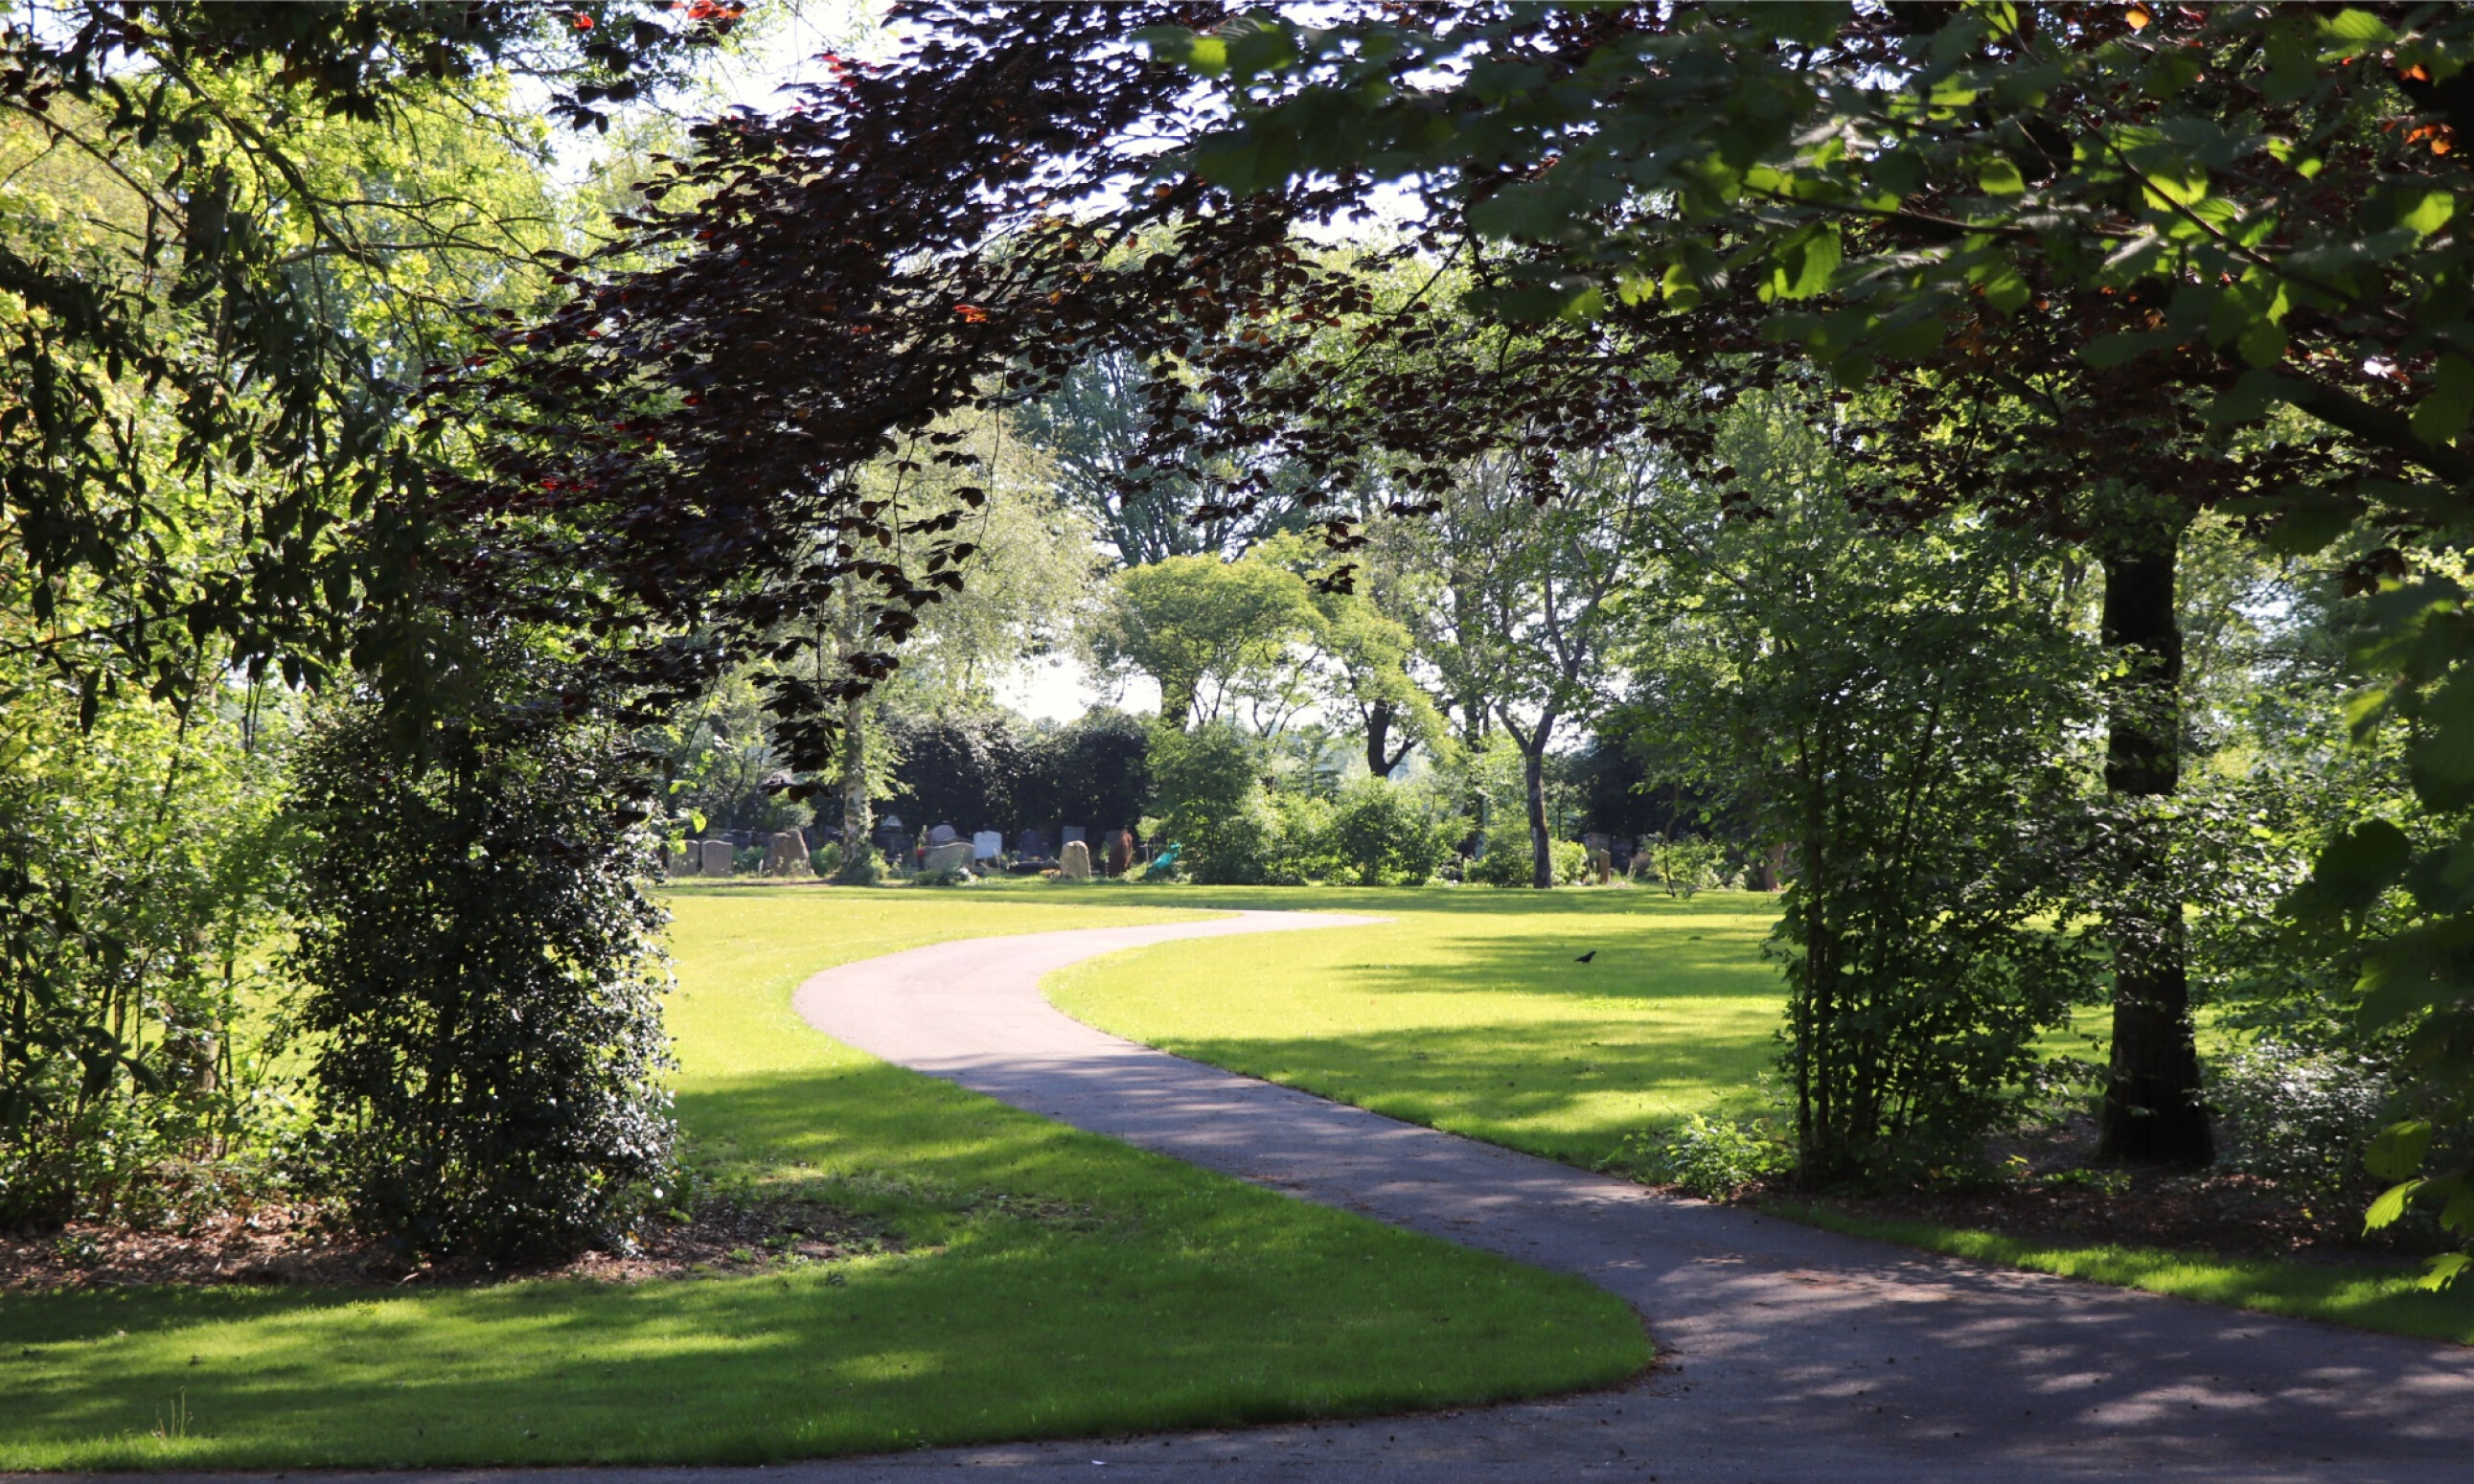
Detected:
left=2095, top=532, right=2214, bottom=1165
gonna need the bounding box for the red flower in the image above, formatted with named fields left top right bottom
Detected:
left=571, top=11, right=593, bottom=29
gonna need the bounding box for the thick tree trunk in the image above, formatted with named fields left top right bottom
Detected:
left=2095, top=533, right=2212, bottom=1165
left=1524, top=741, right=1553, bottom=888
left=1363, top=697, right=1409, bottom=779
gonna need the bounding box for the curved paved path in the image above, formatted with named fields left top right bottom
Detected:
left=101, top=910, right=2474, bottom=1484
left=770, top=910, right=2474, bottom=1482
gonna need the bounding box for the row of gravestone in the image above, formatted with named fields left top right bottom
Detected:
left=665, top=822, right=1147, bottom=879
left=667, top=829, right=818, bottom=879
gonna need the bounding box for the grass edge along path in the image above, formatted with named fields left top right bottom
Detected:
left=1767, top=1202, right=2474, bottom=1344
left=1040, top=881, right=2474, bottom=1348
left=0, top=885, right=1649, bottom=1472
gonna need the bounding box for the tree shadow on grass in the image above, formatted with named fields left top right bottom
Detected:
left=2, top=1059, right=1645, bottom=1469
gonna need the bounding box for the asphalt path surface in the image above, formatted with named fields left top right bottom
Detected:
left=72, top=909, right=2474, bottom=1483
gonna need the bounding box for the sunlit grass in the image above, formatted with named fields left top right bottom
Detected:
left=0, top=883, right=1649, bottom=1470
left=1044, top=881, right=1787, bottom=1170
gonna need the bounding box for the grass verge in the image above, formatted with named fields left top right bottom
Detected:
left=0, top=884, right=1649, bottom=1470
left=1767, top=1201, right=2474, bottom=1342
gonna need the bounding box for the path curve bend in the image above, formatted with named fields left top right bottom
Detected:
left=782, top=908, right=2474, bottom=1484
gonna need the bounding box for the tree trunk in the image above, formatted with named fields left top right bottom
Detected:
left=2095, top=531, right=2212, bottom=1165
left=1363, top=697, right=1409, bottom=779
left=1524, top=739, right=1554, bottom=888
left=838, top=689, right=872, bottom=856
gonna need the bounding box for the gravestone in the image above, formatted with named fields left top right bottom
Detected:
left=1061, top=825, right=1087, bottom=846
left=667, top=841, right=697, bottom=877
left=924, top=840, right=974, bottom=873
left=928, top=823, right=959, bottom=847
left=972, top=830, right=1002, bottom=861
left=763, top=830, right=813, bottom=877
left=700, top=838, right=735, bottom=877
left=1104, top=829, right=1133, bottom=877
left=1060, top=839, right=1092, bottom=880
left=1017, top=827, right=1050, bottom=860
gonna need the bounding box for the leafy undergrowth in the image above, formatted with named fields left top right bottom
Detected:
left=0, top=885, right=1648, bottom=1470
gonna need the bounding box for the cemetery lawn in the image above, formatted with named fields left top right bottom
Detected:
left=0, top=886, right=1649, bottom=1471
left=1044, top=881, right=2474, bottom=1346
left=1044, top=882, right=1787, bottom=1175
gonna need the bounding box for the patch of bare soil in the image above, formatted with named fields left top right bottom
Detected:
left=1771, top=1117, right=2442, bottom=1264
left=0, top=1196, right=891, bottom=1293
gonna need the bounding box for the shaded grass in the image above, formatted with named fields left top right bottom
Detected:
left=1768, top=1201, right=2474, bottom=1343
left=0, top=884, right=1648, bottom=1470
left=1045, top=879, right=2474, bottom=1347
left=1043, top=881, right=1785, bottom=1170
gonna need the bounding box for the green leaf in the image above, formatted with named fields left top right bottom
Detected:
left=2081, top=330, right=2180, bottom=368
left=2235, top=316, right=2287, bottom=368
left=2368, top=1119, right=2433, bottom=1181
left=2411, top=354, right=2474, bottom=445
left=2420, top=1252, right=2473, bottom=1290
left=2319, top=9, right=2395, bottom=48
left=2365, top=1176, right=2423, bottom=1231
left=1977, top=155, right=2025, bottom=195
left=1134, top=26, right=1226, bottom=76
left=2412, top=671, right=2474, bottom=800
left=2297, top=817, right=2412, bottom=921
left=2399, top=190, right=2458, bottom=240
left=1770, top=225, right=1842, bottom=301
left=2259, top=489, right=2365, bottom=556
left=2201, top=368, right=2289, bottom=426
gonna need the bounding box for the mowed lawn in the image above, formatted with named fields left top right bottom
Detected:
left=0, top=885, right=1648, bottom=1471
left=1047, top=882, right=1784, bottom=1172
left=1047, top=880, right=2474, bottom=1346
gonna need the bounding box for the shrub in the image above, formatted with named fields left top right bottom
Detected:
left=288, top=704, right=676, bottom=1267
left=1326, top=777, right=1464, bottom=885
left=1641, top=833, right=1728, bottom=897
left=1471, top=833, right=1591, bottom=887
left=0, top=684, right=294, bottom=1230
left=1146, top=721, right=1279, bottom=884
left=2212, top=1040, right=2393, bottom=1197
left=1625, top=1115, right=1791, bottom=1199
left=809, top=841, right=844, bottom=877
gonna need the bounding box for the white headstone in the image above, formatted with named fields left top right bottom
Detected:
left=972, top=830, right=1002, bottom=860
left=1060, top=839, right=1092, bottom=880
left=700, top=838, right=735, bottom=877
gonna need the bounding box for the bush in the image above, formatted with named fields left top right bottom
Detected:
left=2213, top=1040, right=2393, bottom=1197
left=0, top=683, right=294, bottom=1230
left=1624, top=1115, right=1791, bottom=1199
left=1147, top=721, right=1279, bottom=884
left=288, top=704, right=676, bottom=1267
left=1468, top=832, right=1588, bottom=887
left=1640, top=833, right=1728, bottom=897
left=1327, top=777, right=1464, bottom=885
left=809, top=841, right=844, bottom=877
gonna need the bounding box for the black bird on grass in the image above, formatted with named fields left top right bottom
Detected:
left=1574, top=950, right=1596, bottom=964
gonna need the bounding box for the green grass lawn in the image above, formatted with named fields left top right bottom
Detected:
left=0, top=884, right=1648, bottom=1470
left=1046, top=879, right=2474, bottom=1346
left=1045, top=881, right=1783, bottom=1172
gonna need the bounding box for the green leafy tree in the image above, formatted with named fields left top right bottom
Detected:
left=1642, top=418, right=2106, bottom=1179
left=1091, top=553, right=1319, bottom=729
left=288, top=700, right=675, bottom=1266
